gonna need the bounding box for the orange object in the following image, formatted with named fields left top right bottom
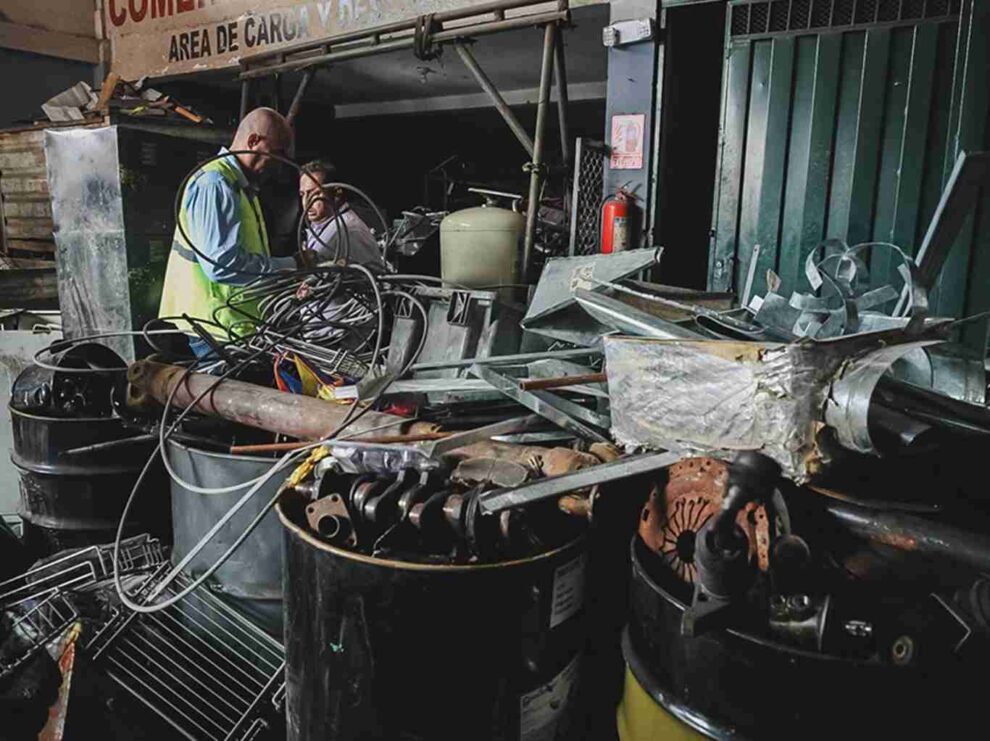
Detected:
left=601, top=189, right=631, bottom=254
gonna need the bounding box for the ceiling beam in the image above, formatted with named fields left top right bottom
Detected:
left=0, top=21, right=100, bottom=64
left=333, top=80, right=605, bottom=119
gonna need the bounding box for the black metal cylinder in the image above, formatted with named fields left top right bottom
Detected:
left=625, top=535, right=984, bottom=737
left=9, top=345, right=169, bottom=557
left=278, top=493, right=587, bottom=741
left=10, top=406, right=169, bottom=553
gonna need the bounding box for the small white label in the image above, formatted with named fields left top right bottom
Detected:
left=520, top=655, right=580, bottom=741
left=549, top=555, right=585, bottom=629
left=612, top=217, right=629, bottom=251
left=569, top=265, right=593, bottom=293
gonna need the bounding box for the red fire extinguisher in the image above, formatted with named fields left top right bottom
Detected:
left=601, top=189, right=633, bottom=254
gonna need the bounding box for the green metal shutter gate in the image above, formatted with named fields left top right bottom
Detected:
left=708, top=0, right=990, bottom=349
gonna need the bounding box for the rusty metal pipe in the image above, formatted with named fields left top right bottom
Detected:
left=127, top=360, right=405, bottom=441
left=826, top=502, right=990, bottom=573
left=519, top=372, right=607, bottom=391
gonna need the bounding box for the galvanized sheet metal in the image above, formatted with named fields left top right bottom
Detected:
left=710, top=0, right=989, bottom=348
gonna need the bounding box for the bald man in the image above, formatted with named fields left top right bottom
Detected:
left=159, top=107, right=306, bottom=354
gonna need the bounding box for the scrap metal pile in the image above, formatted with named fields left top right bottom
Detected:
left=3, top=151, right=988, bottom=739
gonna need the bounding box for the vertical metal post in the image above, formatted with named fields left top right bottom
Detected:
left=239, top=79, right=251, bottom=121
left=554, top=31, right=571, bottom=170
left=286, top=69, right=315, bottom=125
left=523, top=22, right=558, bottom=283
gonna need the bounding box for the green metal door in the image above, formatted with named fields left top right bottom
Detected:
left=709, top=0, right=989, bottom=347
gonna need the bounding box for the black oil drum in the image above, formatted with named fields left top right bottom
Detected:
left=624, top=535, right=985, bottom=738
left=9, top=343, right=168, bottom=555
left=278, top=493, right=588, bottom=741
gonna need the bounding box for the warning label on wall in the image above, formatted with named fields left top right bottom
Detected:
left=549, top=554, right=585, bottom=629
left=519, top=655, right=580, bottom=741
left=610, top=113, right=645, bottom=170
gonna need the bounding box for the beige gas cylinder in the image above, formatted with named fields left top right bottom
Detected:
left=439, top=206, right=524, bottom=289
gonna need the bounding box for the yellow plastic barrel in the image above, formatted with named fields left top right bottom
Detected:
left=616, top=665, right=706, bottom=741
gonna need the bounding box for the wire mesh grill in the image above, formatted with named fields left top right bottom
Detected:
left=88, top=573, right=285, bottom=741
left=568, top=138, right=607, bottom=257
left=0, top=534, right=168, bottom=609
left=728, top=0, right=959, bottom=36
left=0, top=591, right=79, bottom=679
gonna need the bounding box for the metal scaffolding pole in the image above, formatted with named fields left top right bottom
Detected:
left=286, top=69, right=315, bottom=125
left=454, top=43, right=534, bottom=158
left=522, top=22, right=558, bottom=282
left=553, top=31, right=571, bottom=170
left=239, top=79, right=251, bottom=120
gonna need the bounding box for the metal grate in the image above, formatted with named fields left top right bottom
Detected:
left=568, top=138, right=607, bottom=256
left=88, top=572, right=285, bottom=741
left=0, top=535, right=168, bottom=609
left=0, top=591, right=79, bottom=679
left=729, top=0, right=959, bottom=36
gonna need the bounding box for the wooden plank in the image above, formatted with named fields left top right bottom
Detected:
left=709, top=42, right=752, bottom=293
left=0, top=131, right=46, bottom=149
left=1, top=201, right=51, bottom=219
left=0, top=268, right=58, bottom=310
left=6, top=257, right=53, bottom=268
left=0, top=150, right=45, bottom=170
left=5, top=240, right=55, bottom=254
left=0, top=20, right=100, bottom=64
left=0, top=177, right=49, bottom=196
left=4, top=219, right=53, bottom=240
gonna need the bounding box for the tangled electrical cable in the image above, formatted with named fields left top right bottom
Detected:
left=105, top=150, right=445, bottom=612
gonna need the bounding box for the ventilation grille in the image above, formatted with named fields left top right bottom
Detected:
left=729, top=0, right=960, bottom=37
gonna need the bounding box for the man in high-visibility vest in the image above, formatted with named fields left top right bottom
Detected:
left=158, top=107, right=306, bottom=357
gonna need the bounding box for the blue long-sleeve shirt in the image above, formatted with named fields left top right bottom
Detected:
left=183, top=148, right=296, bottom=286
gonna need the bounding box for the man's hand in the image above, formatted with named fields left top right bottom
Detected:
left=294, top=250, right=316, bottom=270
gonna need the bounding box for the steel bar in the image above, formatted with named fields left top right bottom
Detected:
left=410, top=346, right=600, bottom=372
left=470, top=362, right=608, bottom=442
left=455, top=43, right=534, bottom=157
left=230, top=431, right=451, bottom=454
left=825, top=502, right=990, bottom=573
left=126, top=360, right=405, bottom=441
left=574, top=288, right=705, bottom=339
left=239, top=10, right=569, bottom=80
left=522, top=22, right=558, bottom=282
left=553, top=30, right=571, bottom=169
left=895, top=150, right=990, bottom=315
left=241, top=0, right=565, bottom=70
left=519, top=372, right=607, bottom=390
left=239, top=79, right=251, bottom=120
left=285, top=69, right=314, bottom=125
left=426, top=414, right=542, bottom=457
left=479, top=450, right=683, bottom=514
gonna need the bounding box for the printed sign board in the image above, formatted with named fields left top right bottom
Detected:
left=609, top=113, right=645, bottom=170
left=106, top=0, right=560, bottom=80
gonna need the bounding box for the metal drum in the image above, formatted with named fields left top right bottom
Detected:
left=277, top=493, right=587, bottom=741
left=9, top=345, right=168, bottom=556
left=166, top=440, right=284, bottom=635
left=621, top=535, right=984, bottom=739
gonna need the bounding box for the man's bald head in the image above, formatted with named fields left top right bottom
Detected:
left=231, top=107, right=293, bottom=178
